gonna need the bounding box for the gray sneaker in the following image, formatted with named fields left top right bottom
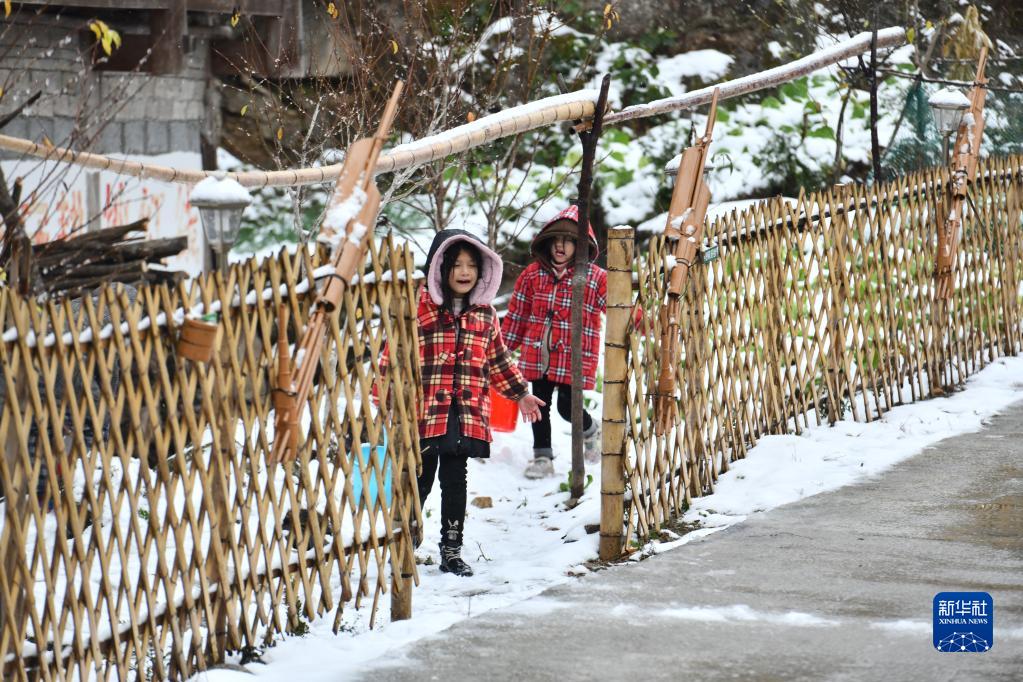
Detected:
left=524, top=457, right=555, bottom=479
left=583, top=420, right=601, bottom=463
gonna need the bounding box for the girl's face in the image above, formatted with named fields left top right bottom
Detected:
left=550, top=235, right=576, bottom=266
left=448, top=248, right=479, bottom=295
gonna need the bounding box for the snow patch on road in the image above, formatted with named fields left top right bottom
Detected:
left=651, top=603, right=838, bottom=627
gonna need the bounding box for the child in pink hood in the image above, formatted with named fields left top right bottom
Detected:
left=381, top=229, right=544, bottom=575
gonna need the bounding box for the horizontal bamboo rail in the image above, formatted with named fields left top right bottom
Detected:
left=0, top=29, right=905, bottom=187
left=0, top=92, right=597, bottom=188
left=604, top=27, right=905, bottom=125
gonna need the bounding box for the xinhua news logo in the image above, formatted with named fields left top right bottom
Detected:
left=933, top=592, right=993, bottom=653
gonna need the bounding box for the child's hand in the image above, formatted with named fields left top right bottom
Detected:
left=517, top=394, right=545, bottom=423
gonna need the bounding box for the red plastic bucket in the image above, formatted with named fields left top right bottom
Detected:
left=489, top=387, right=518, bottom=433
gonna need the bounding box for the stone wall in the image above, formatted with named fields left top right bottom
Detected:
left=0, top=15, right=208, bottom=156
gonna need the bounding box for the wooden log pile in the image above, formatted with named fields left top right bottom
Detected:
left=31, top=218, right=187, bottom=299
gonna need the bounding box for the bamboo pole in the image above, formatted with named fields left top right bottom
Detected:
left=270, top=82, right=403, bottom=464
left=599, top=227, right=633, bottom=560
left=389, top=464, right=415, bottom=622
left=0, top=29, right=905, bottom=188
left=0, top=94, right=593, bottom=188
left=0, top=300, right=30, bottom=674
left=931, top=48, right=988, bottom=393
left=935, top=47, right=989, bottom=299
left=390, top=243, right=417, bottom=622
left=604, top=28, right=905, bottom=126
left=654, top=89, right=719, bottom=434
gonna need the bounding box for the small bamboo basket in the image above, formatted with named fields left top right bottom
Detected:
left=177, top=317, right=219, bottom=362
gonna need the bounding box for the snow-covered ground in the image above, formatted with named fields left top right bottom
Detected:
left=196, top=354, right=1023, bottom=681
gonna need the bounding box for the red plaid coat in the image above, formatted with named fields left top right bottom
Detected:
left=502, top=261, right=606, bottom=389
left=382, top=288, right=528, bottom=442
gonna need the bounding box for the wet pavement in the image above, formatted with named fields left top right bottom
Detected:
left=369, top=400, right=1023, bottom=681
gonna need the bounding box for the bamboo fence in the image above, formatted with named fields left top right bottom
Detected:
left=600, top=155, right=1023, bottom=557
left=0, top=237, right=422, bottom=680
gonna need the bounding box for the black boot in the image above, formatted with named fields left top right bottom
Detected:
left=439, top=540, right=473, bottom=577
left=438, top=520, right=473, bottom=576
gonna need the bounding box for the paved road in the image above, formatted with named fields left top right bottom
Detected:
left=370, top=401, right=1023, bottom=681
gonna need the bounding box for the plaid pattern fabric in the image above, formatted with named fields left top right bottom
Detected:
left=382, top=288, right=529, bottom=442
left=501, top=261, right=606, bottom=388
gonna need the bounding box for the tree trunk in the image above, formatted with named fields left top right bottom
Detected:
left=570, top=75, right=611, bottom=500
left=869, top=27, right=883, bottom=183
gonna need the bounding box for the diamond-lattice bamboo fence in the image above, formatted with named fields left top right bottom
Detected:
left=600, top=155, right=1023, bottom=557
left=0, top=237, right=422, bottom=680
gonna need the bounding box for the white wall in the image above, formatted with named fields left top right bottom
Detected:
left=3, top=151, right=207, bottom=276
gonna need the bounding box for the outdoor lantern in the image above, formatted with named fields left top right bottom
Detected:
left=928, top=87, right=971, bottom=163
left=189, top=172, right=252, bottom=276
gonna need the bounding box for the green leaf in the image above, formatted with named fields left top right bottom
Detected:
left=761, top=96, right=783, bottom=109
left=715, top=107, right=730, bottom=123
left=808, top=125, right=835, bottom=140
left=781, top=79, right=808, bottom=101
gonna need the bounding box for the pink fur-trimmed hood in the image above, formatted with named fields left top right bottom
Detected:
left=424, top=229, right=503, bottom=307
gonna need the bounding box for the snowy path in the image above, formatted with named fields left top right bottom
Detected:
left=367, top=366, right=1023, bottom=681
left=196, top=355, right=1023, bottom=681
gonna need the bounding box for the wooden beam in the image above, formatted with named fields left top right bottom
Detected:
left=210, top=35, right=269, bottom=77
left=193, top=0, right=288, bottom=14
left=149, top=0, right=186, bottom=75
left=15, top=0, right=288, bottom=15
left=264, top=3, right=304, bottom=76
left=16, top=0, right=172, bottom=8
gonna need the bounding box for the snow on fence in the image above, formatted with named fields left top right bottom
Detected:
left=600, top=155, right=1023, bottom=556
left=0, top=238, right=423, bottom=680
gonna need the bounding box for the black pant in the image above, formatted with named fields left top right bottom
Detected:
left=418, top=406, right=471, bottom=546
left=530, top=377, right=593, bottom=452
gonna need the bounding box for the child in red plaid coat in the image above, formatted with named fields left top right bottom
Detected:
left=501, top=205, right=607, bottom=479
left=388, top=229, right=544, bottom=576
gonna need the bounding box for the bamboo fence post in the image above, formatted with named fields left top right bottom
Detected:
left=1004, top=184, right=1023, bottom=354
left=389, top=492, right=414, bottom=619
left=206, top=275, right=237, bottom=659
left=599, top=227, right=633, bottom=561
left=824, top=190, right=853, bottom=424
left=0, top=297, right=30, bottom=674
left=389, top=462, right=415, bottom=621
left=682, top=257, right=709, bottom=486
left=390, top=245, right=418, bottom=623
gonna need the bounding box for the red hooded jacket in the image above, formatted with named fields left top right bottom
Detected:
left=501, top=205, right=607, bottom=389
left=378, top=229, right=528, bottom=443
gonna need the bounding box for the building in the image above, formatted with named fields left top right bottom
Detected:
left=0, top=0, right=337, bottom=274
